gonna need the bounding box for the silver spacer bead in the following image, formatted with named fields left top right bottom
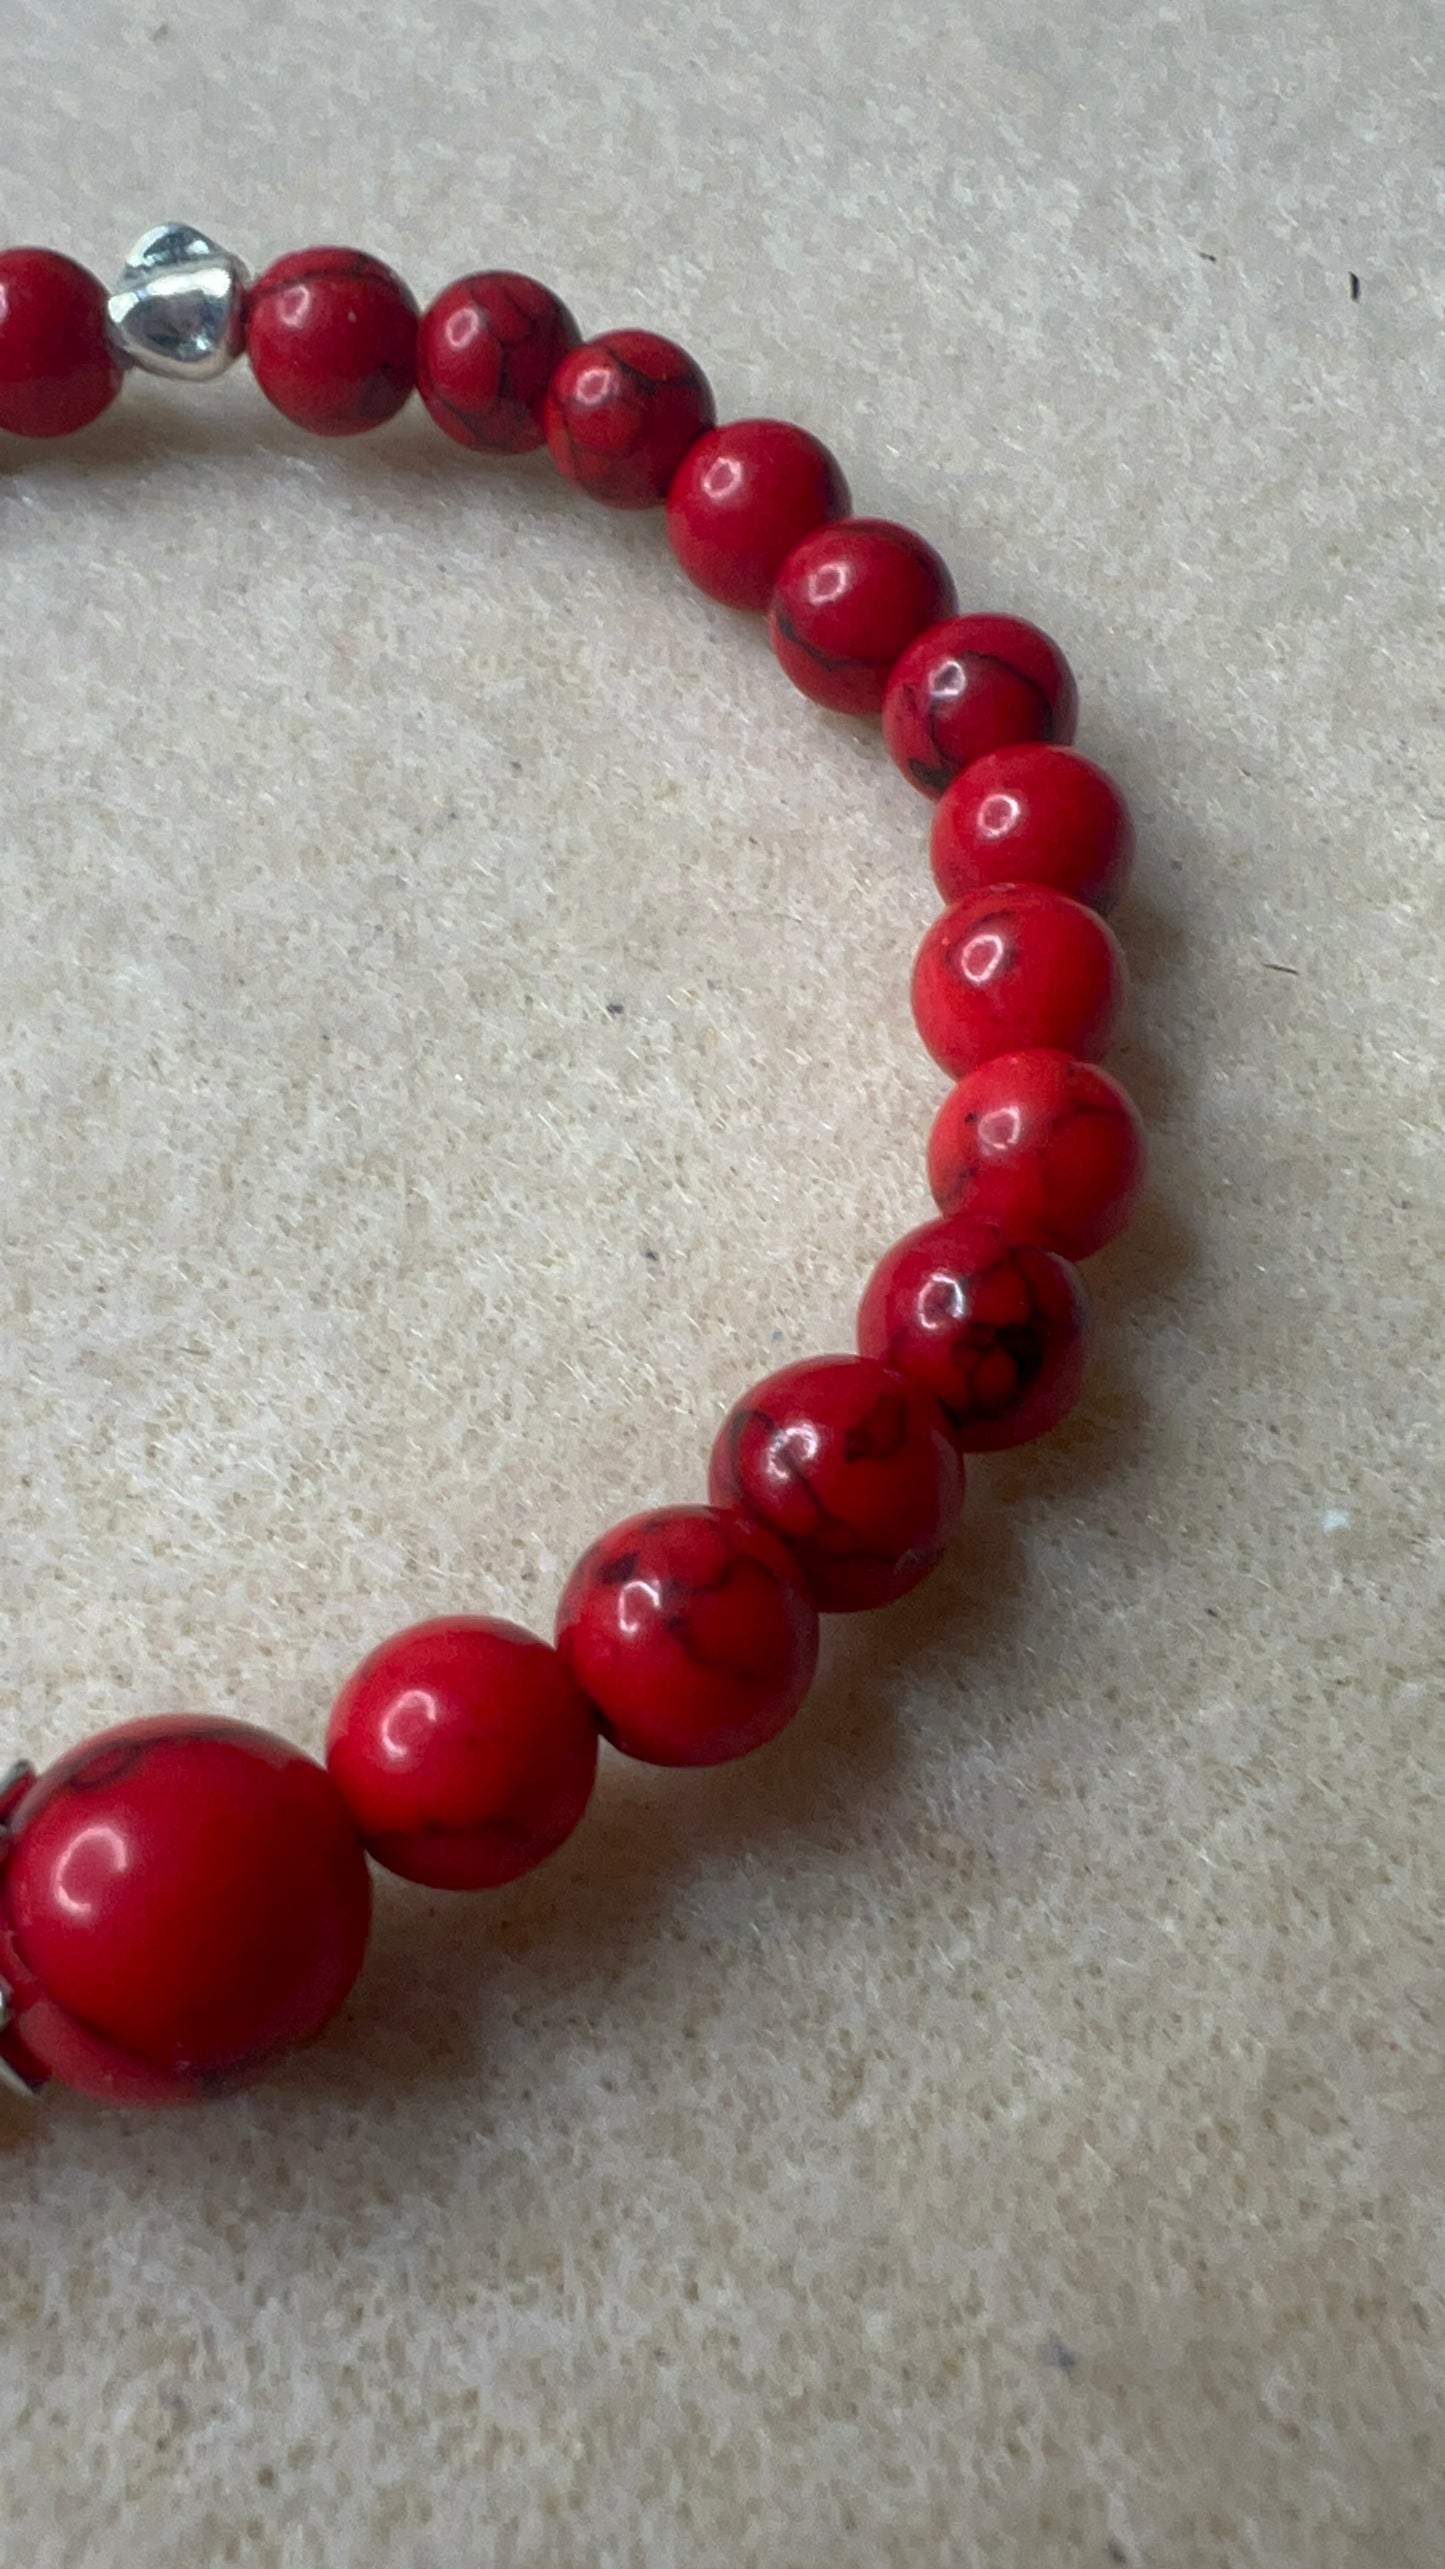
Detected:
left=0, top=1762, right=42, bottom=2101
left=0, top=1982, right=43, bottom=2101
left=108, top=223, right=249, bottom=382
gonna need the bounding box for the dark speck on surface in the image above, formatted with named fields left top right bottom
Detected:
left=605, top=1000, right=625, bottom=1017
left=1350, top=271, right=1361, bottom=300
left=1042, top=2334, right=1079, bottom=2371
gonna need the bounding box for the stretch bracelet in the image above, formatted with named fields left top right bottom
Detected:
left=0, top=226, right=1146, bottom=2109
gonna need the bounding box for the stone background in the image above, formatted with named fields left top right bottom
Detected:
left=1, top=3, right=1442, bottom=2562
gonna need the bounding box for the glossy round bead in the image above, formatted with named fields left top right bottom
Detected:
left=543, top=329, right=716, bottom=509
left=931, top=743, right=1135, bottom=915
left=882, top=613, right=1078, bottom=797
left=555, top=1506, right=817, bottom=1766
left=0, top=247, right=122, bottom=439
left=245, top=246, right=418, bottom=436
left=768, top=517, right=957, bottom=716
left=708, top=1355, right=965, bottom=1613
left=927, top=1048, right=1147, bottom=1260
left=416, top=270, right=580, bottom=455
left=0, top=1716, right=371, bottom=2105
left=326, top=1615, right=598, bottom=1890
left=911, top=883, right=1126, bottom=1080
left=665, top=418, right=851, bottom=610
left=857, top=1212, right=1091, bottom=1451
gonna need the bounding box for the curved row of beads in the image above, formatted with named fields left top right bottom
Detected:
left=0, top=239, right=1146, bottom=2108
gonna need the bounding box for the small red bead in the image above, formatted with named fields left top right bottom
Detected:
left=416, top=271, right=581, bottom=455
left=543, top=329, right=716, bottom=509
left=0, top=1716, right=371, bottom=2105
left=857, top=1213, right=1091, bottom=1451
left=768, top=517, right=957, bottom=716
left=927, top=1048, right=1147, bottom=1260
left=931, top=743, right=1134, bottom=915
left=882, top=613, right=1078, bottom=797
left=326, top=1615, right=598, bottom=1890
left=708, top=1355, right=964, bottom=1613
left=911, top=883, right=1126, bottom=1080
left=246, top=247, right=418, bottom=437
left=665, top=418, right=851, bottom=610
left=555, top=1506, right=817, bottom=1765
left=0, top=248, right=122, bottom=440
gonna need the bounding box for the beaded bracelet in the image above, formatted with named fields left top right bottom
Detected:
left=0, top=227, right=1146, bottom=2109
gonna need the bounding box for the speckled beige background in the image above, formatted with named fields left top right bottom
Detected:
left=1, top=4, right=1442, bottom=2563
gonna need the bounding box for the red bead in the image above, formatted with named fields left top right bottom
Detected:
left=708, top=1355, right=964, bottom=1613
left=543, top=329, right=716, bottom=509
left=0, top=1716, right=371, bottom=2105
left=911, top=883, right=1126, bottom=1080
left=0, top=248, right=122, bottom=440
left=882, top=613, right=1078, bottom=797
left=768, top=517, right=957, bottom=716
left=665, top=418, right=851, bottom=610
left=857, top=1213, right=1091, bottom=1451
left=326, top=1615, right=598, bottom=1890
left=931, top=743, right=1134, bottom=915
left=246, top=247, right=418, bottom=437
left=416, top=271, right=580, bottom=455
left=927, top=1048, right=1147, bottom=1259
left=555, top=1506, right=817, bottom=1765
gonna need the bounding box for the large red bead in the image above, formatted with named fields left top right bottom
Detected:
left=555, top=1506, right=817, bottom=1765
left=857, top=1213, right=1091, bottom=1451
left=543, top=329, right=715, bottom=509
left=326, top=1615, right=598, bottom=1889
left=931, top=743, right=1134, bottom=915
left=927, top=1048, right=1147, bottom=1259
left=768, top=517, right=957, bottom=716
left=246, top=247, right=418, bottom=436
left=0, top=1716, right=371, bottom=2105
left=0, top=247, right=122, bottom=439
left=665, top=418, right=850, bottom=610
left=416, top=271, right=580, bottom=454
left=708, top=1355, right=964, bottom=1612
left=882, top=613, right=1078, bottom=797
left=911, top=883, right=1126, bottom=1079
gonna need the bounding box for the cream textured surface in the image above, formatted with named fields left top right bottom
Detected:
left=1, top=4, right=1442, bottom=2563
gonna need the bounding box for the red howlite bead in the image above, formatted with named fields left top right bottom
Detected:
left=708, top=1354, right=964, bottom=1613
left=556, top=1506, right=817, bottom=1766
left=927, top=1048, right=1147, bottom=1260
left=768, top=517, right=957, bottom=717
left=246, top=247, right=418, bottom=437
left=882, top=613, right=1078, bottom=798
left=327, top=1615, right=598, bottom=1890
left=931, top=743, right=1135, bottom=915
left=416, top=271, right=581, bottom=455
left=857, top=1213, right=1091, bottom=1451
left=543, top=330, right=716, bottom=509
left=665, top=418, right=851, bottom=610
left=911, top=883, right=1126, bottom=1080
left=0, top=248, right=122, bottom=439
left=0, top=1716, right=371, bottom=2105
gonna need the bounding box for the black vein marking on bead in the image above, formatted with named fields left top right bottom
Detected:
left=841, top=1389, right=912, bottom=1466
left=427, top=279, right=571, bottom=452
left=597, top=337, right=700, bottom=400
left=722, top=1400, right=922, bottom=1583
left=771, top=603, right=884, bottom=678
left=56, top=1737, right=153, bottom=1794
left=654, top=1548, right=794, bottom=1686
left=907, top=653, right=1055, bottom=795
left=247, top=255, right=396, bottom=307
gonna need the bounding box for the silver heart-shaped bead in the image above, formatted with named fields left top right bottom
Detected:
left=108, top=223, right=249, bottom=383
